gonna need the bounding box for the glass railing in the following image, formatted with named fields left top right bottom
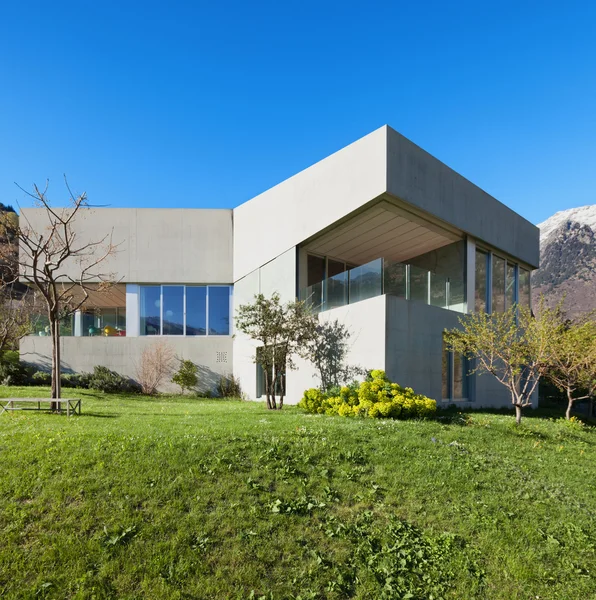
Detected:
left=300, top=258, right=466, bottom=314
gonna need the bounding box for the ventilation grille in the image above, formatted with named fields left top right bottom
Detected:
left=216, top=351, right=228, bottom=364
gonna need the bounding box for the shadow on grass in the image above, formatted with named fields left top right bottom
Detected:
left=78, top=412, right=119, bottom=419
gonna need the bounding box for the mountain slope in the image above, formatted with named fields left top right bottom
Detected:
left=533, top=205, right=596, bottom=317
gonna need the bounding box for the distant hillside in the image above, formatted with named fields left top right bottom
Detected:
left=533, top=205, right=596, bottom=317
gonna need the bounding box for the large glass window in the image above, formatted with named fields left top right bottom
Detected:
left=442, top=334, right=471, bottom=401
left=83, top=308, right=126, bottom=336
left=475, top=249, right=488, bottom=312
left=140, top=286, right=161, bottom=335
left=307, top=254, right=326, bottom=286
left=506, top=264, right=516, bottom=310
left=162, top=286, right=184, bottom=335
left=519, top=268, right=531, bottom=308
left=492, top=255, right=506, bottom=313
left=186, top=286, right=207, bottom=336
left=209, top=286, right=231, bottom=335
left=139, top=285, right=231, bottom=336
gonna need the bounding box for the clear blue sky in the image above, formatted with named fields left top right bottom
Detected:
left=1, top=1, right=595, bottom=225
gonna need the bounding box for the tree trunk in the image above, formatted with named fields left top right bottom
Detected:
left=566, top=388, right=573, bottom=421
left=264, top=369, right=272, bottom=410
left=514, top=404, right=522, bottom=425
left=50, top=318, right=61, bottom=410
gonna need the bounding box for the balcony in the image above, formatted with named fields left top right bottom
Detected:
left=299, top=257, right=466, bottom=314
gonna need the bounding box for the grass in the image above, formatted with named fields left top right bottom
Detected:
left=0, top=387, right=595, bottom=599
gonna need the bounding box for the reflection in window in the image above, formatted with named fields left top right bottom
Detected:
left=409, top=265, right=428, bottom=303
left=186, top=287, right=207, bottom=336
left=475, top=250, right=488, bottom=312
left=492, top=255, right=506, bottom=313
left=442, top=334, right=470, bottom=401
left=31, top=314, right=74, bottom=336
left=162, top=286, right=184, bottom=335
left=139, top=285, right=232, bottom=336
left=519, top=268, right=531, bottom=307
left=506, top=264, right=516, bottom=309
left=209, top=286, right=230, bottom=335
left=140, top=286, right=161, bottom=335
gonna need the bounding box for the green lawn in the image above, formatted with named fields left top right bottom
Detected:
left=0, top=387, right=595, bottom=599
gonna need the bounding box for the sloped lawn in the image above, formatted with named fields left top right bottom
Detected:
left=0, top=387, right=595, bottom=599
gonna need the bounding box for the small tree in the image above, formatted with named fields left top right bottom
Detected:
left=546, top=317, right=596, bottom=420
left=135, top=341, right=176, bottom=395
left=7, top=180, right=117, bottom=403
left=0, top=287, right=35, bottom=354
left=445, top=303, right=559, bottom=425
left=307, top=319, right=365, bottom=391
left=236, top=293, right=318, bottom=409
left=172, top=359, right=199, bottom=394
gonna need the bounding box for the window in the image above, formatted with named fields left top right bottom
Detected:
left=82, top=308, right=126, bottom=336
left=139, top=285, right=232, bottom=336
left=506, top=264, right=516, bottom=309
left=140, top=286, right=161, bottom=335
left=162, top=286, right=184, bottom=335
left=307, top=254, right=326, bottom=287
left=519, top=268, right=531, bottom=307
left=186, top=286, right=207, bottom=335
left=209, top=286, right=231, bottom=335
left=475, top=249, right=488, bottom=312
left=492, top=255, right=506, bottom=313
left=256, top=346, right=285, bottom=398
left=442, top=335, right=471, bottom=401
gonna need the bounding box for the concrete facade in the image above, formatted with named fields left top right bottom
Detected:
left=20, top=125, right=539, bottom=405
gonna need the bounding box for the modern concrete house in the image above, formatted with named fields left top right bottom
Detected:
left=20, top=125, right=539, bottom=407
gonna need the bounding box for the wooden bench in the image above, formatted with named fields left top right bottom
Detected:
left=0, top=398, right=82, bottom=417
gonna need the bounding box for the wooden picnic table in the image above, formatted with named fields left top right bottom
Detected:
left=0, top=398, right=82, bottom=417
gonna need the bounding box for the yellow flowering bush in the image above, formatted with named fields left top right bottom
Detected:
left=298, top=370, right=436, bottom=420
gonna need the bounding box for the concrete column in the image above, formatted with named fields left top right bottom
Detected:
left=74, top=311, right=83, bottom=337
left=126, top=284, right=140, bottom=337
left=466, top=237, right=476, bottom=313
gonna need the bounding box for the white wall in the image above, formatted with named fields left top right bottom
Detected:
left=20, top=335, right=233, bottom=394
left=233, top=127, right=388, bottom=282
left=232, top=248, right=298, bottom=401
left=286, top=295, right=387, bottom=404
left=20, top=207, right=234, bottom=284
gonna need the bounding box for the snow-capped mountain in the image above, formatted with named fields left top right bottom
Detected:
left=533, top=205, right=596, bottom=317
left=538, top=205, right=596, bottom=246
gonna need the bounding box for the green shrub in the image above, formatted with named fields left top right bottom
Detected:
left=0, top=351, right=31, bottom=386
left=31, top=370, right=52, bottom=386
left=89, top=366, right=140, bottom=394
left=61, top=372, right=92, bottom=389
left=172, top=360, right=199, bottom=393
left=216, top=373, right=243, bottom=398
left=299, top=369, right=436, bottom=420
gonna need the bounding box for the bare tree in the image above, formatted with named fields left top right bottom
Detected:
left=7, top=180, right=117, bottom=404
left=135, top=341, right=176, bottom=395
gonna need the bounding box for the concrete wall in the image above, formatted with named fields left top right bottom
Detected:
left=232, top=247, right=298, bottom=401
left=385, top=295, right=535, bottom=409
left=233, top=125, right=539, bottom=285
left=233, top=127, right=388, bottom=282
left=20, top=335, right=233, bottom=394
left=20, top=207, right=233, bottom=284
left=386, top=127, right=539, bottom=268
left=287, top=295, right=387, bottom=404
